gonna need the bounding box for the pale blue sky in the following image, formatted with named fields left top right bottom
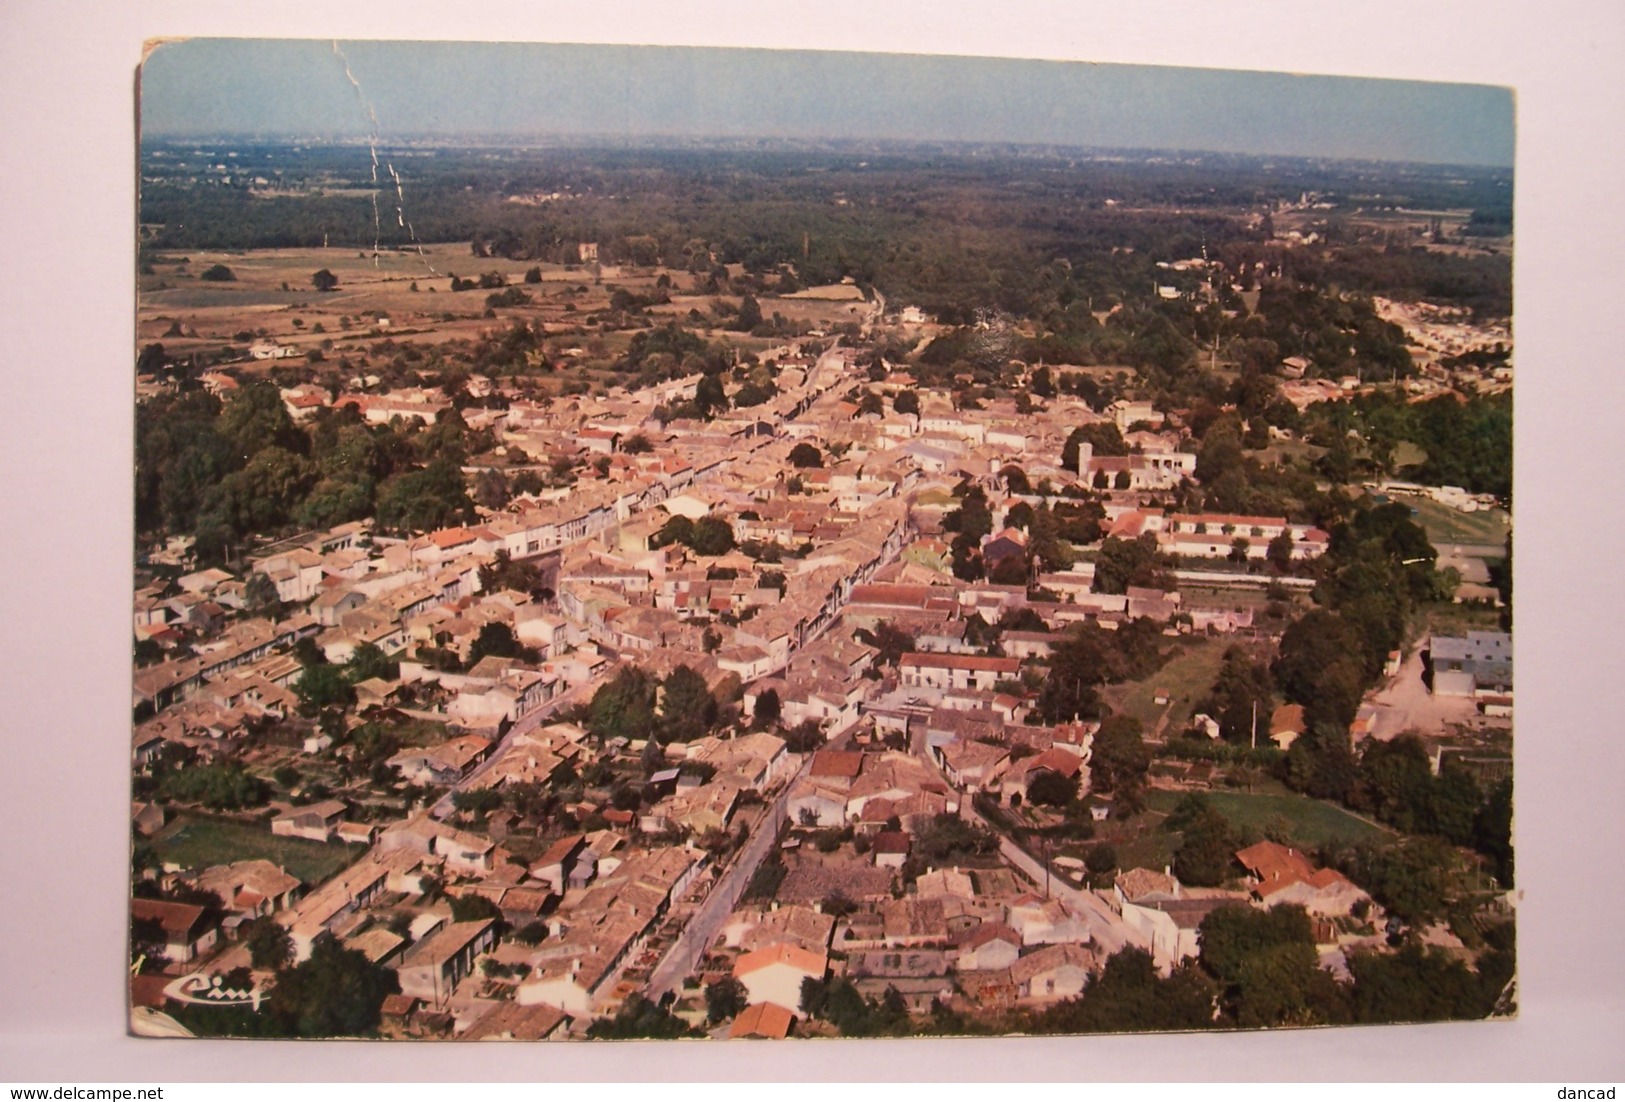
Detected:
left=141, top=39, right=1514, bottom=167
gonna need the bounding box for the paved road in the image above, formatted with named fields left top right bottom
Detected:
left=643, top=750, right=809, bottom=1000
left=432, top=334, right=864, bottom=819
left=1433, top=542, right=1508, bottom=561
left=899, top=700, right=1143, bottom=957
left=438, top=341, right=897, bottom=989
left=640, top=515, right=905, bottom=998
left=642, top=714, right=870, bottom=1001
left=957, top=782, right=1144, bottom=959
left=430, top=672, right=607, bottom=819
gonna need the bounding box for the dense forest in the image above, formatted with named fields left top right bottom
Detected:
left=137, top=139, right=1514, bottom=556
left=142, top=139, right=1513, bottom=321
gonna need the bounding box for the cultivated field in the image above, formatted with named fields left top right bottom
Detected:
left=139, top=243, right=876, bottom=386
left=782, top=283, right=865, bottom=301
left=151, top=815, right=364, bottom=885
left=1407, top=496, right=1511, bottom=548
left=1144, top=788, right=1390, bottom=849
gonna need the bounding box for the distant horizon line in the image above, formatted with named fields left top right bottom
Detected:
left=138, top=131, right=1515, bottom=174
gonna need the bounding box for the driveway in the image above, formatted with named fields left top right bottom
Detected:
left=1361, top=643, right=1480, bottom=742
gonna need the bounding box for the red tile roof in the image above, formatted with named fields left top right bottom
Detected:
left=728, top=1001, right=796, bottom=1039
left=1270, top=704, right=1306, bottom=735
left=900, top=652, right=1022, bottom=673
left=130, top=897, right=208, bottom=938
left=809, top=750, right=865, bottom=779
left=958, top=921, right=1022, bottom=950
left=733, top=942, right=828, bottom=980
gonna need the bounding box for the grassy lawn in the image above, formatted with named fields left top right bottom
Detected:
left=1102, top=636, right=1232, bottom=738
left=384, top=716, right=456, bottom=750
left=152, top=816, right=364, bottom=885
left=1405, top=496, right=1511, bottom=549
left=1143, top=789, right=1389, bottom=849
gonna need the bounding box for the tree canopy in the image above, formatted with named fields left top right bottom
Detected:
left=266, top=932, right=398, bottom=1037
left=1169, top=794, right=1239, bottom=887
left=588, top=665, right=658, bottom=743
left=659, top=664, right=719, bottom=743
left=1035, top=947, right=1217, bottom=1034
left=788, top=442, right=824, bottom=468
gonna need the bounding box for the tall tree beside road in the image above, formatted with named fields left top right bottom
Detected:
left=245, top=916, right=293, bottom=971
left=1474, top=778, right=1514, bottom=887
left=1283, top=723, right=1359, bottom=802
left=660, top=664, right=718, bottom=743
left=588, top=665, right=659, bottom=743
left=1092, top=534, right=1163, bottom=595
left=1200, top=646, right=1274, bottom=745
left=1354, top=836, right=1461, bottom=927
left=1348, top=939, right=1509, bottom=1023
left=1027, top=769, right=1080, bottom=807
left=1197, top=904, right=1342, bottom=1027
left=1168, top=793, right=1239, bottom=887
left=1086, top=714, right=1150, bottom=795
left=1273, top=608, right=1368, bottom=731
left=1036, top=630, right=1108, bottom=724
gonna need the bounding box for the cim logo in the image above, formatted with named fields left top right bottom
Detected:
left=161, top=972, right=269, bottom=1011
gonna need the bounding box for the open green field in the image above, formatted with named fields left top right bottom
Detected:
left=152, top=816, right=363, bottom=885
left=1392, top=440, right=1429, bottom=469
left=1406, top=496, right=1511, bottom=548
left=1102, top=636, right=1232, bottom=737
left=782, top=283, right=865, bottom=301
left=1144, top=789, right=1390, bottom=849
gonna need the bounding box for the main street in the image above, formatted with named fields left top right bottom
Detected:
left=639, top=537, right=904, bottom=1000
left=641, top=749, right=802, bottom=1001
left=430, top=331, right=868, bottom=821
left=435, top=337, right=905, bottom=996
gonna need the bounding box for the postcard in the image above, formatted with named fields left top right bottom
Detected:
left=129, top=38, right=1514, bottom=1042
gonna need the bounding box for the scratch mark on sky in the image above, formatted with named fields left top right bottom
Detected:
left=331, top=41, right=437, bottom=274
